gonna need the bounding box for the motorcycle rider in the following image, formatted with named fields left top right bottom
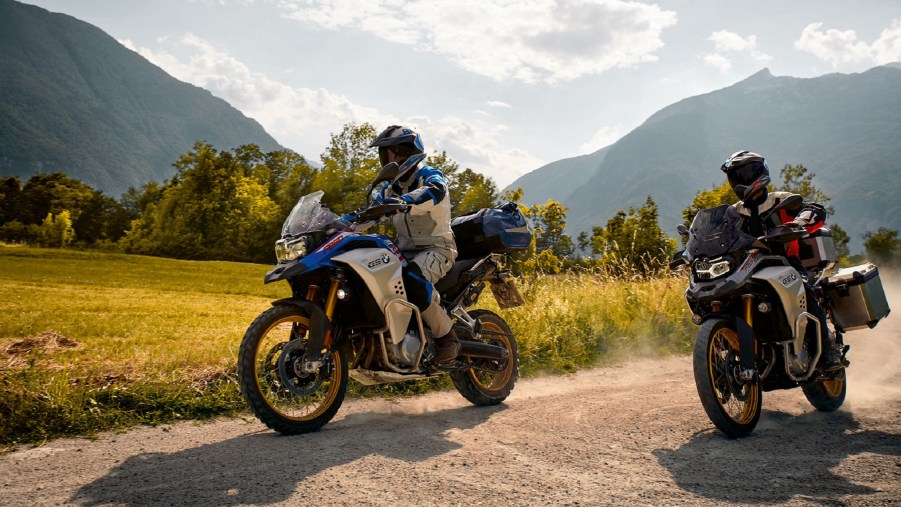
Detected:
left=364, top=125, right=461, bottom=363
left=721, top=150, right=844, bottom=371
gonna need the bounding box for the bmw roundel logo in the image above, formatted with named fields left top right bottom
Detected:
left=381, top=253, right=390, bottom=264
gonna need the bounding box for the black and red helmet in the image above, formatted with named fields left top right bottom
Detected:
left=720, top=150, right=770, bottom=201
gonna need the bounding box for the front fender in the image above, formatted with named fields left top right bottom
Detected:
left=271, top=298, right=332, bottom=354
left=699, top=313, right=757, bottom=372
left=265, top=260, right=310, bottom=284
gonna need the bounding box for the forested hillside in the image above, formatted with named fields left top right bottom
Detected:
left=0, top=0, right=283, bottom=196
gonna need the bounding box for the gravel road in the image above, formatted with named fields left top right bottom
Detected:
left=3, top=298, right=900, bottom=506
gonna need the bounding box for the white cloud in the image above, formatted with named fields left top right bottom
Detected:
left=121, top=34, right=540, bottom=186
left=412, top=116, right=546, bottom=186
left=703, top=30, right=771, bottom=74
left=702, top=52, right=732, bottom=73
left=277, top=0, right=677, bottom=83
left=578, top=125, right=625, bottom=154
left=871, top=19, right=901, bottom=64
left=794, top=19, right=901, bottom=67
left=487, top=100, right=513, bottom=109
left=795, top=22, right=872, bottom=65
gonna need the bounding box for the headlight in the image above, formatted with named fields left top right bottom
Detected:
left=694, top=258, right=732, bottom=280
left=274, top=237, right=309, bottom=263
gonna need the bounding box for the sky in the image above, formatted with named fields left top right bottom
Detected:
left=21, top=0, right=901, bottom=188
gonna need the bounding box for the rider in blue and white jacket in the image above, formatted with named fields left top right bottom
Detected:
left=367, top=125, right=460, bottom=362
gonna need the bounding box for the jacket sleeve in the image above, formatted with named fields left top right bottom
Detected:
left=793, top=201, right=827, bottom=232
left=396, top=166, right=449, bottom=211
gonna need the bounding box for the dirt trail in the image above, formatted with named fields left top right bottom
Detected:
left=2, top=288, right=900, bottom=506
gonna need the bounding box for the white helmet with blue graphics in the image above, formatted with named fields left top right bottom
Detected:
left=369, top=125, right=427, bottom=184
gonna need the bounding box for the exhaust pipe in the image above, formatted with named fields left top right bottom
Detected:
left=457, top=339, right=508, bottom=360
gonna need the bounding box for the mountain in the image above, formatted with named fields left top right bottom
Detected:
left=0, top=0, right=284, bottom=196
left=506, top=66, right=901, bottom=251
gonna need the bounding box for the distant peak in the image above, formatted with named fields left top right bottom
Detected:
left=743, top=68, right=773, bottom=82
left=883, top=62, right=901, bottom=70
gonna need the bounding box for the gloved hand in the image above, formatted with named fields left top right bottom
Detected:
left=375, top=196, right=403, bottom=205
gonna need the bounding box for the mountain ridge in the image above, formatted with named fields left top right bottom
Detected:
left=0, top=0, right=285, bottom=196
left=506, top=64, right=901, bottom=250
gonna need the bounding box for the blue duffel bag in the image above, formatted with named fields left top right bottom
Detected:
left=451, top=202, right=533, bottom=260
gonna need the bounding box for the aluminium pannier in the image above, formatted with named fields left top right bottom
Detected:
left=822, top=263, right=891, bottom=332
left=799, top=228, right=837, bottom=273
left=452, top=202, right=532, bottom=260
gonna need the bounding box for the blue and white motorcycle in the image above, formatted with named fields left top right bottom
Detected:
left=237, top=175, right=529, bottom=434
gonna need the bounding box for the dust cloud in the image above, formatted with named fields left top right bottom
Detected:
left=842, top=268, right=901, bottom=413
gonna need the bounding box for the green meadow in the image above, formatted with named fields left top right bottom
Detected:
left=0, top=246, right=693, bottom=447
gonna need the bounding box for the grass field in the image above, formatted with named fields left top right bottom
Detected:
left=0, top=246, right=693, bottom=447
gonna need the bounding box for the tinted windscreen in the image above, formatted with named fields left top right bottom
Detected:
left=281, top=190, right=341, bottom=238
left=686, top=205, right=756, bottom=258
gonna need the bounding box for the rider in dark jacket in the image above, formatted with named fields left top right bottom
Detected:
left=721, top=150, right=844, bottom=371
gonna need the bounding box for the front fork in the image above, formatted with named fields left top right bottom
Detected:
left=738, top=295, right=758, bottom=381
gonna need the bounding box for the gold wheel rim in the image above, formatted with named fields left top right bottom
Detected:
left=468, top=321, right=513, bottom=393
left=253, top=315, right=342, bottom=422
left=708, top=327, right=759, bottom=425
left=821, top=373, right=845, bottom=398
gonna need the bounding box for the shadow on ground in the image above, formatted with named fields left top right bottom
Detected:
left=653, top=409, right=901, bottom=504
left=70, top=404, right=504, bottom=506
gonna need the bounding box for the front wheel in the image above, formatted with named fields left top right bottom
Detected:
left=693, top=319, right=762, bottom=438
left=451, top=310, right=519, bottom=406
left=237, top=304, right=347, bottom=434
left=802, top=370, right=846, bottom=411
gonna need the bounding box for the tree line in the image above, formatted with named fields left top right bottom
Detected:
left=1, top=122, right=898, bottom=271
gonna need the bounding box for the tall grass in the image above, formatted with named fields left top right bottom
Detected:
left=0, top=246, right=693, bottom=447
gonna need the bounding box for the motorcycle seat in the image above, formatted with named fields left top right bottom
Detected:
left=435, top=258, right=482, bottom=297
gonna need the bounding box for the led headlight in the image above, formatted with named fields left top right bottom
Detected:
left=694, top=258, right=732, bottom=280
left=274, top=236, right=309, bottom=263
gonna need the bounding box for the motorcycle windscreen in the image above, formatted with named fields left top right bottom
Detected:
left=281, top=190, right=342, bottom=238
left=686, top=204, right=757, bottom=259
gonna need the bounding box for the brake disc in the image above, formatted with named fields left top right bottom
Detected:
left=277, top=339, right=323, bottom=397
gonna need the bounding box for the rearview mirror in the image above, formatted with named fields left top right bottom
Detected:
left=764, top=194, right=803, bottom=219
left=669, top=250, right=688, bottom=270
left=368, top=162, right=400, bottom=194
left=676, top=224, right=689, bottom=238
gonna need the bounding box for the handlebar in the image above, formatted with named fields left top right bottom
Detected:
left=758, top=225, right=807, bottom=244
left=353, top=202, right=411, bottom=223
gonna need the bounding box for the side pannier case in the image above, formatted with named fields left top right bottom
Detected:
left=799, top=228, right=837, bottom=274
left=822, top=263, right=891, bottom=332
left=452, top=202, right=533, bottom=260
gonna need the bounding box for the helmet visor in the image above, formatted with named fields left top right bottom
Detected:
left=725, top=162, right=761, bottom=188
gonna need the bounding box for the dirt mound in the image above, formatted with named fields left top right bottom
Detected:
left=2, top=331, right=80, bottom=368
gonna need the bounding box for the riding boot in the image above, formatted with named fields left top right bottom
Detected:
left=821, top=331, right=846, bottom=372
left=433, top=329, right=461, bottom=363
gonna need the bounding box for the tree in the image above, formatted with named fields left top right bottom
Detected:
left=592, top=196, right=676, bottom=275
left=121, top=142, right=281, bottom=262
left=530, top=199, right=573, bottom=259
left=427, top=151, right=497, bottom=215
left=15, top=173, right=95, bottom=226
left=313, top=122, right=380, bottom=213
left=830, top=224, right=851, bottom=261
left=779, top=163, right=833, bottom=214
left=39, top=211, right=75, bottom=248
left=682, top=181, right=734, bottom=228
left=455, top=169, right=498, bottom=215
left=0, top=177, right=22, bottom=225
left=863, top=227, right=901, bottom=267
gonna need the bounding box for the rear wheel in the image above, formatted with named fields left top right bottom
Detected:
left=802, top=370, right=846, bottom=412
left=693, top=319, right=762, bottom=438
left=237, top=304, right=347, bottom=434
left=451, top=310, right=519, bottom=406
